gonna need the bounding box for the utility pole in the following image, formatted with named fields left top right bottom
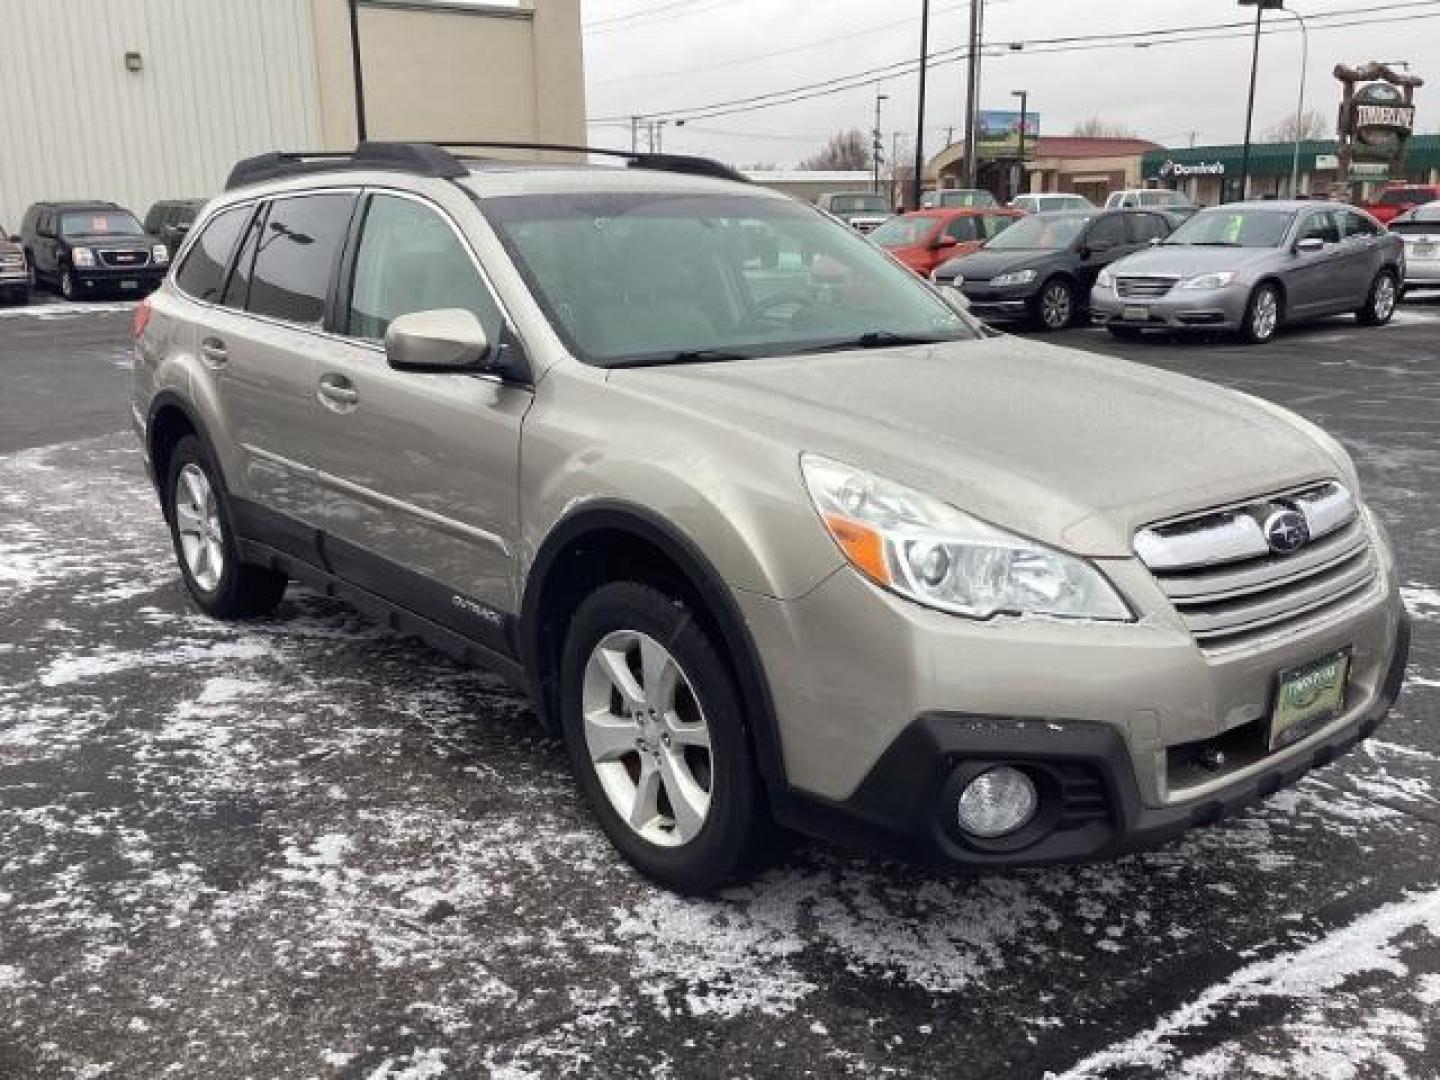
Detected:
left=961, top=0, right=985, bottom=189
left=911, top=0, right=930, bottom=210
left=348, top=0, right=368, bottom=142
left=631, top=116, right=640, bottom=153
left=873, top=88, right=889, bottom=194
left=1011, top=89, right=1028, bottom=199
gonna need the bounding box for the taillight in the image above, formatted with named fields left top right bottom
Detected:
left=131, top=296, right=152, bottom=339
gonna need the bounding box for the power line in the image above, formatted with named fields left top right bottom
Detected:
left=584, top=0, right=730, bottom=33
left=588, top=1, right=1440, bottom=125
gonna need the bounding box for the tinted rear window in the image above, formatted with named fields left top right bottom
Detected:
left=174, top=205, right=249, bottom=303
left=245, top=194, right=354, bottom=326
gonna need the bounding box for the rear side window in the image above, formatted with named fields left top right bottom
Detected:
left=345, top=194, right=503, bottom=342
left=1087, top=215, right=1128, bottom=247
left=1298, top=211, right=1341, bottom=245
left=982, top=214, right=1015, bottom=239
left=943, top=216, right=978, bottom=242
left=246, top=193, right=354, bottom=326
left=174, top=205, right=249, bottom=303
left=1341, top=211, right=1380, bottom=238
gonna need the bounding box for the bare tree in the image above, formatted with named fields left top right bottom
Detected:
left=1262, top=108, right=1329, bottom=143
left=1069, top=117, right=1139, bottom=139
left=801, top=129, right=873, bottom=171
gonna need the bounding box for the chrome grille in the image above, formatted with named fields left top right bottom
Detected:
left=98, top=249, right=150, bottom=268
left=1115, top=275, right=1177, bottom=299
left=1135, top=482, right=1378, bottom=651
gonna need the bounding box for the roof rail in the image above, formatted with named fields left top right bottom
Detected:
left=224, top=142, right=470, bottom=191
left=435, top=141, right=749, bottom=184
left=223, top=140, right=748, bottom=192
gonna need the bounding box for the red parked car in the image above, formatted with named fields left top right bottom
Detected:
left=869, top=207, right=1023, bottom=277
left=1364, top=184, right=1440, bottom=224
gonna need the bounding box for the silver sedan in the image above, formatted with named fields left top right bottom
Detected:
left=1090, top=200, right=1404, bottom=344
left=1390, top=200, right=1440, bottom=291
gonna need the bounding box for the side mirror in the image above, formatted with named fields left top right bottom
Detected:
left=385, top=309, right=494, bottom=374
left=1295, top=237, right=1325, bottom=254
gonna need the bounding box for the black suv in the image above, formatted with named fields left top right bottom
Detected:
left=932, top=208, right=1181, bottom=331
left=20, top=200, right=169, bottom=300
left=143, top=199, right=206, bottom=254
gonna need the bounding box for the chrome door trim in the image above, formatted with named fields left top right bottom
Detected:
left=243, top=444, right=512, bottom=556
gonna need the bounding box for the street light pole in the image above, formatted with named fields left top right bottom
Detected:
left=961, top=0, right=985, bottom=189
left=1280, top=6, right=1309, bottom=196
left=912, top=0, right=930, bottom=209
left=1237, top=0, right=1281, bottom=202
left=1011, top=89, right=1028, bottom=199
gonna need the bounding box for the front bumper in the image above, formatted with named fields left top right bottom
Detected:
left=741, top=518, right=1409, bottom=867
left=1091, top=284, right=1250, bottom=331
left=72, top=262, right=167, bottom=294
left=958, top=284, right=1036, bottom=322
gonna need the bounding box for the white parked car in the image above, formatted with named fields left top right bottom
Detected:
left=1105, top=189, right=1196, bottom=212
left=1389, top=200, right=1440, bottom=291
left=1010, top=193, right=1094, bottom=214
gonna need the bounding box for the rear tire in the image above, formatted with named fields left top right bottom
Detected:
left=1239, top=283, right=1281, bottom=345
left=1356, top=270, right=1397, bottom=326
left=165, top=435, right=287, bottom=619
left=559, top=580, right=763, bottom=893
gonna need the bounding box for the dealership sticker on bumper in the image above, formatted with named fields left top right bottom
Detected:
left=1122, top=305, right=1149, bottom=322
left=1270, top=649, right=1350, bottom=751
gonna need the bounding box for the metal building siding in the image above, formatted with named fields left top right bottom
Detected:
left=0, top=0, right=323, bottom=228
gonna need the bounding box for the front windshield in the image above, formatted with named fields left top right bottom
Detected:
left=830, top=194, right=887, bottom=214
left=61, top=210, right=143, bottom=237
left=1165, top=208, right=1294, bottom=247
left=983, top=213, right=1089, bottom=250
left=870, top=214, right=940, bottom=247
left=483, top=192, right=977, bottom=367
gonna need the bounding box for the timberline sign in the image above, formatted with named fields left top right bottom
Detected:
left=1334, top=61, right=1424, bottom=191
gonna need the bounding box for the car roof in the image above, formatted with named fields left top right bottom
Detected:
left=1195, top=200, right=1314, bottom=212
left=33, top=200, right=124, bottom=210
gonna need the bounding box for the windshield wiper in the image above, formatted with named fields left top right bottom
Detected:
left=801, top=331, right=958, bottom=353
left=606, top=348, right=752, bottom=369
left=1180, top=240, right=1243, bottom=247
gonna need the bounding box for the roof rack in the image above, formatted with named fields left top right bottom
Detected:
left=436, top=141, right=750, bottom=184
left=224, top=142, right=469, bottom=190
left=223, top=140, right=748, bottom=191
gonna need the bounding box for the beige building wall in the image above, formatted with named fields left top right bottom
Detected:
left=310, top=0, right=586, bottom=152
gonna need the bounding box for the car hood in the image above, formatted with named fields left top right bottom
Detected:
left=937, top=249, right=1061, bottom=282
left=612, top=336, right=1345, bottom=557
left=1108, top=245, right=1278, bottom=276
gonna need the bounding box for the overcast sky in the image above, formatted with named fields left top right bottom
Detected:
left=580, top=0, right=1440, bottom=167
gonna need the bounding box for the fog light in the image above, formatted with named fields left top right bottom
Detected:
left=956, top=766, right=1037, bottom=838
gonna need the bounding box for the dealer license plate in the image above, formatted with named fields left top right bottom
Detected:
left=1415, top=242, right=1436, bottom=258
left=1270, top=650, right=1349, bottom=751
left=120, top=280, right=139, bottom=290
left=1122, top=305, right=1149, bottom=322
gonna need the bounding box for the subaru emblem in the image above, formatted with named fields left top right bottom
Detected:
left=1264, top=509, right=1310, bottom=555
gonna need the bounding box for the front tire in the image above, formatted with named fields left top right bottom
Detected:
left=1240, top=283, right=1281, bottom=345
left=1033, top=278, right=1076, bottom=331
left=165, top=435, right=287, bottom=618
left=1356, top=270, right=1397, bottom=326
left=559, top=581, right=762, bottom=893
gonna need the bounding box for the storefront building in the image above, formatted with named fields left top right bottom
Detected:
left=1143, top=136, right=1440, bottom=206
left=926, top=136, right=1159, bottom=206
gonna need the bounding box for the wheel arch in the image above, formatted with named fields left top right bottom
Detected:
left=519, top=501, right=787, bottom=793
left=146, top=391, right=226, bottom=499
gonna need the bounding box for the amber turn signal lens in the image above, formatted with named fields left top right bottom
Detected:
left=824, top=514, right=890, bottom=585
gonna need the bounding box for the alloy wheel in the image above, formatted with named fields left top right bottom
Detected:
left=60, top=270, right=74, bottom=301
left=1041, top=283, right=1072, bottom=329
left=581, top=629, right=713, bottom=847
left=1251, top=288, right=1278, bottom=340
left=173, top=463, right=225, bottom=592
left=1374, top=275, right=1396, bottom=322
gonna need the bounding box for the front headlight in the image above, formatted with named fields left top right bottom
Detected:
left=800, top=455, right=1132, bottom=621
left=1177, top=270, right=1237, bottom=290
left=151, top=243, right=169, bottom=265
left=72, top=247, right=95, bottom=267
left=1096, top=267, right=1114, bottom=289
left=990, top=268, right=1037, bottom=288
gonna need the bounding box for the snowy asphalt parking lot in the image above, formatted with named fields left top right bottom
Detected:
left=1, top=297, right=1439, bottom=1079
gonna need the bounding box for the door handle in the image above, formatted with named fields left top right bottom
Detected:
left=199, top=337, right=228, bottom=368
left=317, top=373, right=359, bottom=409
